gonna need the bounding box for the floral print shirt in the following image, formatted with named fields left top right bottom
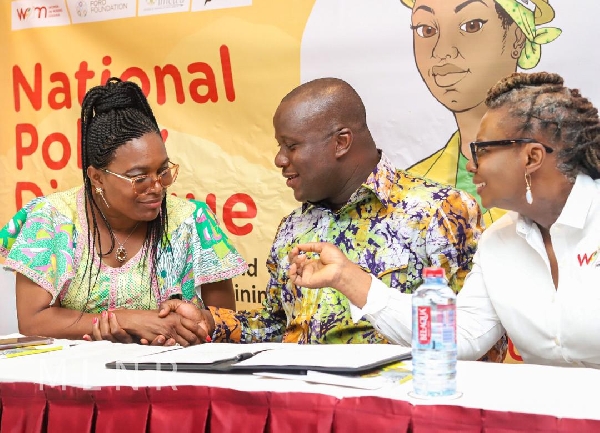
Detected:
left=211, top=153, right=482, bottom=344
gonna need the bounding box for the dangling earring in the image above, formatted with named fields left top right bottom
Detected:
left=95, top=187, right=110, bottom=208
left=525, top=173, right=533, bottom=205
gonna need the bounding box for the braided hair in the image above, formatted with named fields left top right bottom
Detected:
left=486, top=72, right=600, bottom=180
left=81, top=77, right=169, bottom=298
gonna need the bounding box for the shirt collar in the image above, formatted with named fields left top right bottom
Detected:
left=554, top=173, right=595, bottom=229
left=516, top=173, right=594, bottom=234
left=301, top=150, right=396, bottom=213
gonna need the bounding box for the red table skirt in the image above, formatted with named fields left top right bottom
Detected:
left=1, top=382, right=598, bottom=432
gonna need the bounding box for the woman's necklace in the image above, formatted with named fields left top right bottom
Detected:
left=113, top=222, right=140, bottom=263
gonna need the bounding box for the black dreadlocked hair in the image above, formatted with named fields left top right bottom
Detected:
left=486, top=72, right=600, bottom=181
left=80, top=77, right=169, bottom=301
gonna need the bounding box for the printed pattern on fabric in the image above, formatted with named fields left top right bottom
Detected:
left=0, top=186, right=247, bottom=313
left=212, top=153, right=482, bottom=344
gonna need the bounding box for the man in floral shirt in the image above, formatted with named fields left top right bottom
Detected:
left=164, top=78, right=490, bottom=349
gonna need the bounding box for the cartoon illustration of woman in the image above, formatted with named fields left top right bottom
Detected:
left=403, top=0, right=561, bottom=225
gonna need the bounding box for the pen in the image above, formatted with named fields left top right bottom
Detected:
left=212, top=349, right=270, bottom=370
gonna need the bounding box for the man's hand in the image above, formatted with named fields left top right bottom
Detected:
left=158, top=300, right=215, bottom=343
left=288, top=242, right=350, bottom=288
left=111, top=309, right=202, bottom=347
left=289, top=242, right=372, bottom=308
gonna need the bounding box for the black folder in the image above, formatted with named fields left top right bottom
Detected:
left=105, top=343, right=412, bottom=375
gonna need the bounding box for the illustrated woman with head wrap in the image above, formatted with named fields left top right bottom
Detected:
left=403, top=0, right=561, bottom=225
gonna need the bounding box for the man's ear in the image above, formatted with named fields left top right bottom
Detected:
left=87, top=166, right=104, bottom=189
left=334, top=128, right=352, bottom=158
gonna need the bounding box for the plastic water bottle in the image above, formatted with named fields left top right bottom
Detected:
left=411, top=267, right=457, bottom=397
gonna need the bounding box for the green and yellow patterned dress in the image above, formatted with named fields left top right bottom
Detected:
left=0, top=186, right=247, bottom=312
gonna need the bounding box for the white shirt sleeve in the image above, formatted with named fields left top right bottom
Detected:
left=349, top=261, right=505, bottom=356
left=455, top=257, right=505, bottom=360
left=349, top=274, right=413, bottom=347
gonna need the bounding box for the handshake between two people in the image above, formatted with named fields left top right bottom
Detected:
left=82, top=301, right=216, bottom=347
left=82, top=241, right=369, bottom=347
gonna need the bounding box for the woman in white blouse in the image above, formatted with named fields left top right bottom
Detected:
left=288, top=72, right=600, bottom=368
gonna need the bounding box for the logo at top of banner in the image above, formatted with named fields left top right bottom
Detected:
left=66, top=0, right=136, bottom=24
left=190, top=0, right=251, bottom=12
left=138, top=0, right=191, bottom=16
left=12, top=0, right=70, bottom=31
left=75, top=1, right=88, bottom=16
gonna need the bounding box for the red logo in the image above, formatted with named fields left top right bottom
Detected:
left=16, top=6, right=47, bottom=20
left=16, top=8, right=31, bottom=20
left=417, top=306, right=431, bottom=344
left=577, top=251, right=597, bottom=267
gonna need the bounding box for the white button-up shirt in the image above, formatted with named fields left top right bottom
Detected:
left=351, top=174, right=600, bottom=368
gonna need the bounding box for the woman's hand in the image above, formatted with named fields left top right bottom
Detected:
left=83, top=310, right=178, bottom=345
left=113, top=309, right=202, bottom=347
left=158, top=300, right=215, bottom=342
left=83, top=311, right=135, bottom=343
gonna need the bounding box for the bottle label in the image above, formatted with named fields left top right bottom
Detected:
left=412, top=303, right=456, bottom=350
left=417, top=306, right=431, bottom=344
left=437, top=304, right=456, bottom=345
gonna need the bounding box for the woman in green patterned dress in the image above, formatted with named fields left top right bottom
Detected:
left=0, top=78, right=247, bottom=345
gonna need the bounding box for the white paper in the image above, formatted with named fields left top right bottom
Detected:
left=121, top=342, right=411, bottom=371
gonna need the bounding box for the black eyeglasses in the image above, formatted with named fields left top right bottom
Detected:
left=469, top=139, right=554, bottom=168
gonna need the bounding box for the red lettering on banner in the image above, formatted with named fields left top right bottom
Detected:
left=34, top=6, right=47, bottom=18
left=155, top=65, right=186, bottom=104
left=42, top=132, right=71, bottom=170
left=100, top=55, right=112, bottom=85
left=13, top=64, right=42, bottom=111
left=48, top=72, right=71, bottom=110
left=16, top=124, right=38, bottom=169
left=223, top=193, right=257, bottom=236
left=75, top=62, right=96, bottom=105
left=120, top=67, right=151, bottom=94
left=188, top=62, right=218, bottom=103
left=16, top=8, right=31, bottom=20
left=205, top=193, right=217, bottom=214
left=171, top=192, right=256, bottom=236
left=16, top=123, right=74, bottom=170
left=160, top=128, right=168, bottom=143
left=12, top=45, right=236, bottom=111
left=15, top=182, right=43, bottom=209
left=220, top=45, right=235, bottom=102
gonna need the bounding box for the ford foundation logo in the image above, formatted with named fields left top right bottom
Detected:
left=76, top=0, right=88, bottom=17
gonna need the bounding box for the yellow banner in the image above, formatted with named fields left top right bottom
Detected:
left=1, top=0, right=315, bottom=310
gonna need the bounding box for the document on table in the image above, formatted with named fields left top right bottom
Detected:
left=0, top=342, right=64, bottom=359
left=254, top=362, right=413, bottom=390
left=105, top=342, right=412, bottom=375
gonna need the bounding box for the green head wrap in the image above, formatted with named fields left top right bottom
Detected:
left=495, top=0, right=561, bottom=69
left=401, top=0, right=561, bottom=69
